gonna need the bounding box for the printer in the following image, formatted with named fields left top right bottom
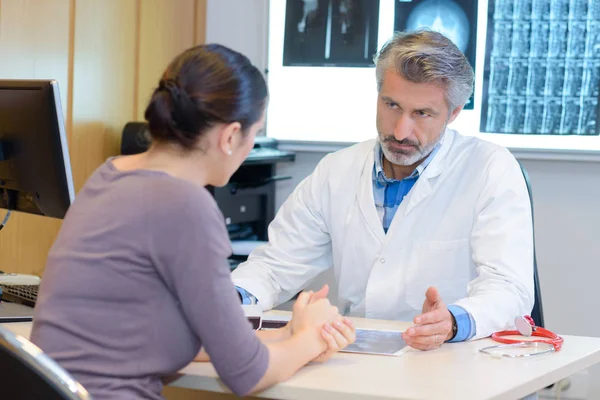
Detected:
left=121, top=122, right=295, bottom=268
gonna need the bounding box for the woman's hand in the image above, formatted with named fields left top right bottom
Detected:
left=289, top=284, right=356, bottom=361
left=291, top=291, right=339, bottom=337
left=289, top=285, right=332, bottom=335
left=312, top=317, right=356, bottom=363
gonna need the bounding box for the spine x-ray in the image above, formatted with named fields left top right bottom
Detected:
left=283, top=0, right=381, bottom=67
left=481, top=0, right=600, bottom=135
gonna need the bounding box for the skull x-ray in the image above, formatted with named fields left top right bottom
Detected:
left=395, top=0, right=478, bottom=110
left=283, top=0, right=380, bottom=67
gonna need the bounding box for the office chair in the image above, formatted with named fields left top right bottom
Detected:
left=0, top=325, right=91, bottom=399
left=518, top=162, right=545, bottom=328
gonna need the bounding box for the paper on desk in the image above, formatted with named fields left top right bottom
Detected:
left=260, top=318, right=407, bottom=356
left=341, top=329, right=408, bottom=356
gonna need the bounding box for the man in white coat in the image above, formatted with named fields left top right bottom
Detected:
left=232, top=30, right=534, bottom=351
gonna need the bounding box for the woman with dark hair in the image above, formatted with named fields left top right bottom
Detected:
left=31, top=44, right=355, bottom=399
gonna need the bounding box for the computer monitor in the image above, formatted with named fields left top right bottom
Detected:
left=0, top=80, right=75, bottom=221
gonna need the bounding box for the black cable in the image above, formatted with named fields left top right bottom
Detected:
left=0, top=189, right=13, bottom=231
left=0, top=210, right=12, bottom=231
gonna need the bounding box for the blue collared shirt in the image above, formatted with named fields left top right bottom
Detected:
left=372, top=142, right=475, bottom=342
left=372, top=142, right=438, bottom=233
left=237, top=286, right=257, bottom=305
left=238, top=141, right=476, bottom=342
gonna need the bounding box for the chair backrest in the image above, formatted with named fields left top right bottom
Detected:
left=0, top=325, right=91, bottom=400
left=518, top=162, right=545, bottom=328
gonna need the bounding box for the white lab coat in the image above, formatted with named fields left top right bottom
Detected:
left=232, top=129, right=534, bottom=339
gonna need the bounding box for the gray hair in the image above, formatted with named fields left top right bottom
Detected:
left=374, top=30, right=474, bottom=111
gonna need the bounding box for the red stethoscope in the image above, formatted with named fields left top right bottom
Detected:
left=480, top=316, right=564, bottom=358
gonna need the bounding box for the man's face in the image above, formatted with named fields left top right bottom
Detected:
left=376, top=69, right=462, bottom=166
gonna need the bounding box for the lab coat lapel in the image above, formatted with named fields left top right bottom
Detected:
left=356, top=143, right=385, bottom=243
left=402, top=176, right=433, bottom=217
left=402, top=129, right=454, bottom=217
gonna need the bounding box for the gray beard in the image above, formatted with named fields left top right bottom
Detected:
left=378, top=129, right=444, bottom=167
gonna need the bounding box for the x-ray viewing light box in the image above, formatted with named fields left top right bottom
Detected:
left=267, top=0, right=600, bottom=153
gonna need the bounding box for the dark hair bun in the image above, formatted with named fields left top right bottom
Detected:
left=144, top=44, right=268, bottom=149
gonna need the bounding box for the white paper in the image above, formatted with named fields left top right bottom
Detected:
left=341, top=329, right=408, bottom=356
left=259, top=318, right=407, bottom=356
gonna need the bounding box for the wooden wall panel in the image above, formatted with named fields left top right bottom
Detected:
left=0, top=0, right=71, bottom=112
left=70, top=0, right=138, bottom=191
left=137, top=0, right=197, bottom=120
left=0, top=0, right=71, bottom=276
left=0, top=0, right=207, bottom=277
left=195, top=0, right=207, bottom=45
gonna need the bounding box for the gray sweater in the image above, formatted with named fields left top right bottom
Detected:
left=31, top=159, right=269, bottom=399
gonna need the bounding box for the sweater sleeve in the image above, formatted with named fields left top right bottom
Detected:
left=149, top=183, right=269, bottom=396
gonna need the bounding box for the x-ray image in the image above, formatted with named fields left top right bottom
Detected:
left=283, top=0, right=380, bottom=67
left=395, top=0, right=478, bottom=110
left=481, top=0, right=600, bottom=135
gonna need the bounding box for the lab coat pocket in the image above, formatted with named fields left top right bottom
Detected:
left=405, top=240, right=471, bottom=311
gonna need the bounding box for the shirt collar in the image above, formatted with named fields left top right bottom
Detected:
left=373, top=140, right=441, bottom=184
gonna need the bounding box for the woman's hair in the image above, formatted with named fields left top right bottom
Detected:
left=144, top=44, right=268, bottom=149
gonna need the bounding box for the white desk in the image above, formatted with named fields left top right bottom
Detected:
left=4, top=312, right=600, bottom=400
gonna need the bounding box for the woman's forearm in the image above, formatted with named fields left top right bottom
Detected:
left=256, top=324, right=292, bottom=343
left=194, top=325, right=292, bottom=362
left=248, top=328, right=325, bottom=394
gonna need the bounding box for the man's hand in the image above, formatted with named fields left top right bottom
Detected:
left=402, top=286, right=454, bottom=351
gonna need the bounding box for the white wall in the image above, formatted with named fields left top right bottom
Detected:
left=207, top=1, right=600, bottom=397
left=520, top=159, right=600, bottom=399
left=205, top=0, right=268, bottom=73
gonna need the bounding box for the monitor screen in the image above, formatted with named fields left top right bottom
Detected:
left=0, top=80, right=75, bottom=219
